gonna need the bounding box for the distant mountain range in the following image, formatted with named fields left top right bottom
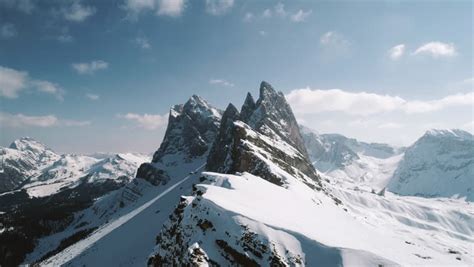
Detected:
left=0, top=82, right=472, bottom=266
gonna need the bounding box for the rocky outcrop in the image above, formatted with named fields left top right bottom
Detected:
left=137, top=95, right=222, bottom=184
left=207, top=81, right=321, bottom=188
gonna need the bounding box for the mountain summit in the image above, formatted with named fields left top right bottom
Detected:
left=388, top=129, right=474, bottom=201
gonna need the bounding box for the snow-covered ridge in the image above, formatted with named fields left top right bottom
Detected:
left=0, top=137, right=150, bottom=197
left=388, top=128, right=474, bottom=201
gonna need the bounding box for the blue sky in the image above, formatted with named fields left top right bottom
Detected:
left=0, top=0, right=472, bottom=153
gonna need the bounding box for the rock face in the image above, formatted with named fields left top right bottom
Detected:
left=388, top=129, right=474, bottom=201
left=137, top=95, right=222, bottom=184
left=207, top=81, right=320, bottom=188
left=242, top=81, right=309, bottom=158
left=152, top=95, right=222, bottom=164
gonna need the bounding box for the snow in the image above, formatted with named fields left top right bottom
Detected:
left=37, top=165, right=205, bottom=267
left=388, top=129, right=474, bottom=201
left=177, top=171, right=472, bottom=266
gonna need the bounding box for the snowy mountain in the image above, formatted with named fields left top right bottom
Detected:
left=388, top=129, right=474, bottom=201
left=137, top=95, right=222, bottom=186
left=0, top=137, right=60, bottom=193
left=0, top=138, right=150, bottom=266
left=3, top=82, right=472, bottom=267
left=300, top=126, right=403, bottom=190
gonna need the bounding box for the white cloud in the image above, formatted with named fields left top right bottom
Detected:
left=61, top=119, right=91, bottom=126
left=57, top=34, right=73, bottom=43
left=259, top=30, right=266, bottom=36
left=0, top=113, right=58, bottom=127
left=243, top=12, right=254, bottom=22
left=62, top=0, right=96, bottom=22
left=118, top=113, right=168, bottom=130
left=85, top=93, right=100, bottom=100
left=0, top=23, right=17, bottom=39
left=205, top=0, right=234, bottom=16
left=72, top=60, right=109, bottom=75
left=134, top=36, right=151, bottom=49
left=378, top=122, right=404, bottom=129
left=0, top=112, right=90, bottom=128
left=31, top=80, right=65, bottom=101
left=286, top=87, right=474, bottom=116
left=157, top=0, right=185, bottom=17
left=0, top=0, right=35, bottom=14
left=0, top=66, right=65, bottom=100
left=262, top=9, right=272, bottom=18
left=274, top=2, right=286, bottom=17
left=290, top=9, right=312, bottom=22
left=123, top=0, right=155, bottom=16
left=320, top=31, right=350, bottom=47
left=388, top=44, right=405, bottom=60
left=209, top=79, right=234, bottom=87
left=0, top=66, right=28, bottom=98
left=412, top=42, right=457, bottom=58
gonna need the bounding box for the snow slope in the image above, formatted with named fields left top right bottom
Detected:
left=150, top=171, right=472, bottom=266
left=36, top=165, right=204, bottom=266
left=301, top=126, right=403, bottom=191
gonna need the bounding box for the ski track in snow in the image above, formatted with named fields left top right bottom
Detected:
left=40, top=165, right=204, bottom=266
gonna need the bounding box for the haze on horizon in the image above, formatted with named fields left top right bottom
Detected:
left=0, top=0, right=472, bottom=153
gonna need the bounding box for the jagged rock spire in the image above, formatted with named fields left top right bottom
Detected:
left=206, top=103, right=240, bottom=172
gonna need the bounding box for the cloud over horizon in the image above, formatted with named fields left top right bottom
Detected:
left=118, top=112, right=168, bottom=130
left=286, top=88, right=474, bottom=116
left=0, top=66, right=64, bottom=100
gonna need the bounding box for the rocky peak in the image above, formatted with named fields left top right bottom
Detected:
left=240, top=92, right=256, bottom=122
left=206, top=82, right=320, bottom=188
left=151, top=97, right=222, bottom=164
left=206, top=104, right=240, bottom=172
left=243, top=81, right=309, bottom=159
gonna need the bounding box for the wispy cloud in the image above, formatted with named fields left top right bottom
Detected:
left=57, top=34, right=73, bottom=43
left=72, top=60, right=109, bottom=75
left=290, top=9, right=312, bottom=22
left=134, top=36, right=151, bottom=49
left=0, top=112, right=90, bottom=128
left=0, top=65, right=65, bottom=100
left=412, top=42, right=457, bottom=58
left=205, top=0, right=234, bottom=16
left=0, top=0, right=35, bottom=14
left=388, top=44, right=405, bottom=60
left=286, top=87, right=474, bottom=116
left=378, top=122, right=404, bottom=129
left=0, top=23, right=17, bottom=39
left=320, top=31, right=350, bottom=47
left=61, top=0, right=96, bottom=22
left=31, top=80, right=65, bottom=101
left=209, top=79, right=234, bottom=87
left=243, top=12, right=254, bottom=22
left=85, top=93, right=100, bottom=100
left=118, top=113, right=168, bottom=130
left=157, top=0, right=186, bottom=17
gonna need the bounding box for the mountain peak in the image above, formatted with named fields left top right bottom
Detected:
left=259, top=81, right=276, bottom=96
left=9, top=137, right=52, bottom=154
left=424, top=129, right=473, bottom=140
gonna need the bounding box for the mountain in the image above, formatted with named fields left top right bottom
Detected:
left=7, top=82, right=472, bottom=267
left=137, top=95, right=222, bottom=185
left=388, top=129, right=474, bottom=201
left=0, top=138, right=150, bottom=266
left=206, top=82, right=320, bottom=189
left=300, top=126, right=403, bottom=189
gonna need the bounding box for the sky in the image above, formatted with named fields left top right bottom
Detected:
left=0, top=0, right=472, bottom=153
